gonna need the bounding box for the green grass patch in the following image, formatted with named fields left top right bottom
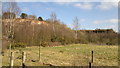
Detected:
left=2, top=44, right=118, bottom=66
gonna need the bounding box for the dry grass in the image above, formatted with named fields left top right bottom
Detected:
left=2, top=44, right=118, bottom=66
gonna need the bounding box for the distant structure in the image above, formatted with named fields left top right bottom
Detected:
left=80, top=29, right=116, bottom=34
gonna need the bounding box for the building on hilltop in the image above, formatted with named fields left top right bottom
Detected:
left=79, top=29, right=116, bottom=34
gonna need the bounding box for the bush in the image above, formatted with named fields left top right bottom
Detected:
left=15, top=43, right=26, bottom=48
left=106, top=42, right=115, bottom=45
left=7, top=42, right=26, bottom=49
left=20, top=13, right=28, bottom=19
left=38, top=16, right=43, bottom=21
left=40, top=42, right=49, bottom=47
left=51, top=36, right=58, bottom=42
left=58, top=37, right=65, bottom=45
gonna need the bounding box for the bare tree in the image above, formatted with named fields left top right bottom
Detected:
left=2, top=1, right=21, bottom=17
left=50, top=12, right=57, bottom=37
left=73, top=17, right=80, bottom=43
left=2, top=1, right=21, bottom=47
left=8, top=2, right=20, bottom=48
left=2, top=1, right=21, bottom=67
left=32, top=24, right=35, bottom=46
left=38, top=25, right=42, bottom=62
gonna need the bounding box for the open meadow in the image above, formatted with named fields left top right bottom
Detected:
left=2, top=44, right=118, bottom=66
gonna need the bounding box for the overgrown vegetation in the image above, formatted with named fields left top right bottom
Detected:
left=2, top=2, right=118, bottom=50
left=2, top=13, right=118, bottom=50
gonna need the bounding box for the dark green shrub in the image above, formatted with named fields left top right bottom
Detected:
left=38, top=16, right=43, bottom=21
left=20, top=13, right=28, bottom=19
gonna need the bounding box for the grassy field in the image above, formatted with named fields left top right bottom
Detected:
left=2, top=44, right=118, bottom=66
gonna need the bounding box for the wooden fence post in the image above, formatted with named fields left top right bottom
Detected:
left=89, top=62, right=91, bottom=68
left=10, top=52, right=14, bottom=68
left=88, top=51, right=94, bottom=68
left=22, top=52, right=26, bottom=68
left=91, top=51, right=93, bottom=63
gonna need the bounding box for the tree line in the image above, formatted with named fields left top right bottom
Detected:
left=2, top=12, right=118, bottom=50
left=2, top=2, right=118, bottom=50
